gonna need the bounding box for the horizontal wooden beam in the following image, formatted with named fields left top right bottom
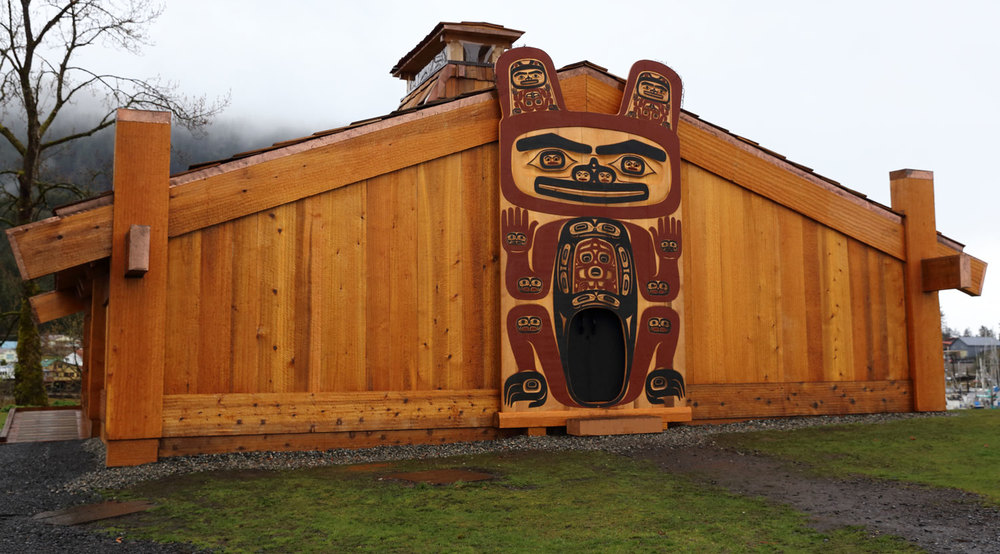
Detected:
left=921, top=254, right=971, bottom=292
left=161, top=390, right=500, bottom=437
left=496, top=407, right=692, bottom=429
left=6, top=205, right=114, bottom=280
left=688, top=380, right=912, bottom=420
left=934, top=240, right=987, bottom=296
left=29, top=290, right=88, bottom=324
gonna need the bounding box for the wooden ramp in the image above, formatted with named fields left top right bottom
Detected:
left=1, top=406, right=86, bottom=443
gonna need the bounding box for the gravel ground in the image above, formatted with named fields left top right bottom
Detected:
left=1, top=411, right=986, bottom=553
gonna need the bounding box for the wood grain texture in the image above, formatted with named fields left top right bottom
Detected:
left=84, top=273, right=108, bottom=437
left=28, top=290, right=87, bottom=324
left=689, top=380, right=912, bottom=419
left=104, top=438, right=159, bottom=467
left=158, top=144, right=501, bottom=399
left=161, top=390, right=499, bottom=436
left=104, top=111, right=170, bottom=444
left=891, top=171, right=945, bottom=411
left=921, top=254, right=971, bottom=292
left=680, top=163, right=909, bottom=391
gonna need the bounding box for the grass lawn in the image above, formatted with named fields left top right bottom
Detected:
left=715, top=410, right=1000, bottom=504
left=104, top=450, right=917, bottom=553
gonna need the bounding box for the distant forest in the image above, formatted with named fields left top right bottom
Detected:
left=0, top=105, right=317, bottom=342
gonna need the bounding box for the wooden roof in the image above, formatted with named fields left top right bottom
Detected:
left=7, top=62, right=985, bottom=297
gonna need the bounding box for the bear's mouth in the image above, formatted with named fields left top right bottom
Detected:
left=534, top=177, right=648, bottom=204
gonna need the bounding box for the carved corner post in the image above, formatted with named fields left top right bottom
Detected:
left=889, top=169, right=946, bottom=412
left=104, top=109, right=171, bottom=466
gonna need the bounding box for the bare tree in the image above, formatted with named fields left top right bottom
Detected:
left=0, top=0, right=226, bottom=405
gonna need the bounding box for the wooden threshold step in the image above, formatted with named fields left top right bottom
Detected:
left=566, top=415, right=663, bottom=436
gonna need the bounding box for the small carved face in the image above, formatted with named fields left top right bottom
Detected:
left=573, top=238, right=618, bottom=294
left=517, top=276, right=543, bottom=294
left=659, top=239, right=679, bottom=253
left=637, top=76, right=669, bottom=102
left=511, top=61, right=547, bottom=89
left=646, top=280, right=670, bottom=296
left=515, top=316, right=542, bottom=333
left=505, top=232, right=527, bottom=246
left=647, top=317, right=672, bottom=334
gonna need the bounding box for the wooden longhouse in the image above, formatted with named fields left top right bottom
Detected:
left=6, top=22, right=986, bottom=466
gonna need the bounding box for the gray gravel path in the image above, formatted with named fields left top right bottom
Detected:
left=0, top=440, right=190, bottom=553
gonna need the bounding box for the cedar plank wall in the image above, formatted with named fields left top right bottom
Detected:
left=157, top=71, right=912, bottom=454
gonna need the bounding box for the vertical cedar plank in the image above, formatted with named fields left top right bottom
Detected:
left=867, top=248, right=891, bottom=380
left=683, top=163, right=724, bottom=384
left=479, top=144, right=501, bottom=389
left=884, top=256, right=910, bottom=380
left=416, top=158, right=454, bottom=391
left=257, top=203, right=296, bottom=393
left=848, top=239, right=874, bottom=381
left=460, top=147, right=485, bottom=389
left=365, top=176, right=392, bottom=391
left=749, top=194, right=781, bottom=382
left=293, top=199, right=317, bottom=392
left=890, top=170, right=945, bottom=410
left=105, top=109, right=169, bottom=450
left=444, top=154, right=465, bottom=391
left=366, top=167, right=418, bottom=391
left=391, top=167, right=419, bottom=391
left=801, top=220, right=825, bottom=383
left=819, top=228, right=854, bottom=381
left=415, top=165, right=436, bottom=390
left=163, top=233, right=201, bottom=394
left=778, top=210, right=808, bottom=382
left=326, top=184, right=367, bottom=392
left=720, top=180, right=752, bottom=383
left=198, top=223, right=234, bottom=393
left=230, top=213, right=261, bottom=393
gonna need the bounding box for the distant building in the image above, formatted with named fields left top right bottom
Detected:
left=0, top=340, right=16, bottom=378
left=950, top=336, right=1000, bottom=360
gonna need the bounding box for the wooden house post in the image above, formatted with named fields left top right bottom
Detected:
left=890, top=169, right=946, bottom=412
left=83, top=269, right=108, bottom=438
left=104, top=110, right=171, bottom=465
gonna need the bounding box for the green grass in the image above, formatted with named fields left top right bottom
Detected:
left=103, top=450, right=917, bottom=553
left=715, top=410, right=1000, bottom=504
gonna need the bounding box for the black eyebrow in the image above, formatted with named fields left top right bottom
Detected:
left=595, top=140, right=666, bottom=162
left=516, top=133, right=592, bottom=154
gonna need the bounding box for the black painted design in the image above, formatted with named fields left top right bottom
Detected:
left=645, top=368, right=686, bottom=404
left=504, top=371, right=548, bottom=408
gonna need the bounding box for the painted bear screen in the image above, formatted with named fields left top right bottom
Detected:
left=497, top=47, right=686, bottom=413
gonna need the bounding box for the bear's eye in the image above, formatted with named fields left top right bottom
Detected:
left=610, top=155, right=655, bottom=177
left=528, top=149, right=576, bottom=171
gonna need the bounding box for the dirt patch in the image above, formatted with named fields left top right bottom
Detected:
left=635, top=444, right=1000, bottom=553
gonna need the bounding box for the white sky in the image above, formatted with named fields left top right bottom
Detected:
left=81, top=0, right=999, bottom=334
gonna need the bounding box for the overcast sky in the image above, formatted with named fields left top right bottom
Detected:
left=80, top=0, right=998, bottom=333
